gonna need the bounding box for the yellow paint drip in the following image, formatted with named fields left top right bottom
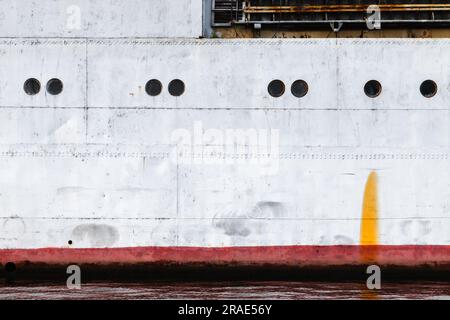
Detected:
left=360, top=171, right=378, bottom=245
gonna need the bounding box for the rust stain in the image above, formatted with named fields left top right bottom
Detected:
left=244, top=4, right=450, bottom=14
left=360, top=171, right=378, bottom=245
left=360, top=171, right=379, bottom=263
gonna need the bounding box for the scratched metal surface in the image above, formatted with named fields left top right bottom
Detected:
left=0, top=281, right=449, bottom=300
left=0, top=39, right=449, bottom=249
left=0, top=0, right=449, bottom=253
left=0, top=0, right=203, bottom=38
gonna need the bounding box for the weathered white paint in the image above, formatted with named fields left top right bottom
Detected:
left=0, top=39, right=449, bottom=249
left=0, top=0, right=202, bottom=38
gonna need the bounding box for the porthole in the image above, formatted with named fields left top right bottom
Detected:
left=68, top=240, right=73, bottom=245
left=420, top=80, right=437, bottom=98
left=364, top=80, right=382, bottom=98
left=5, top=262, right=16, bottom=273
left=46, top=78, right=63, bottom=95
left=168, top=79, right=185, bottom=96
left=268, top=80, right=285, bottom=97
left=23, top=78, right=41, bottom=95
left=145, top=79, right=162, bottom=96
left=291, top=80, right=308, bottom=98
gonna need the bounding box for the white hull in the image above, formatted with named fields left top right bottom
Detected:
left=0, top=1, right=449, bottom=270
left=0, top=39, right=449, bottom=250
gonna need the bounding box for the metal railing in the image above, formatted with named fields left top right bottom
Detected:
left=212, top=1, right=450, bottom=28
left=212, top=0, right=244, bottom=26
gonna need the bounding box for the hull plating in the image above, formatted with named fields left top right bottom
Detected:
left=0, top=38, right=449, bottom=269
left=1, top=246, right=450, bottom=269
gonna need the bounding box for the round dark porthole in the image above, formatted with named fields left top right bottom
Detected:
left=291, top=80, right=308, bottom=98
left=23, top=78, right=41, bottom=95
left=420, top=80, right=437, bottom=98
left=5, top=262, right=16, bottom=273
left=68, top=240, right=73, bottom=245
left=268, top=80, right=285, bottom=97
left=145, top=79, right=162, bottom=96
left=46, top=78, right=64, bottom=95
left=364, top=80, right=382, bottom=98
left=168, top=79, right=185, bottom=96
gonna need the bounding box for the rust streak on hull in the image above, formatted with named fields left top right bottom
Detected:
left=360, top=171, right=379, bottom=263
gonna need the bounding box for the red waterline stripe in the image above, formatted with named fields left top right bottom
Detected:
left=1, top=245, right=450, bottom=267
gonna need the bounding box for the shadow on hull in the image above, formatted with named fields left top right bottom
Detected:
left=2, top=263, right=450, bottom=284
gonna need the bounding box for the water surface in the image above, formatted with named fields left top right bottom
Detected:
left=0, top=281, right=449, bottom=300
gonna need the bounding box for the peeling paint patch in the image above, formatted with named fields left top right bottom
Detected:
left=214, top=219, right=251, bottom=237
left=71, top=223, right=119, bottom=247
left=334, top=235, right=354, bottom=245
left=2, top=217, right=26, bottom=238
left=213, top=207, right=252, bottom=237
left=250, top=201, right=285, bottom=218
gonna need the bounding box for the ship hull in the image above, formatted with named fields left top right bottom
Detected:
left=2, top=245, right=450, bottom=268
left=1, top=38, right=450, bottom=275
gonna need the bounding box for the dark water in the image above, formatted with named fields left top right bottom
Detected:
left=0, top=281, right=449, bottom=300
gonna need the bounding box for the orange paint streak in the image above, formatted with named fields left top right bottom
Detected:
left=360, top=171, right=379, bottom=263
left=360, top=171, right=378, bottom=245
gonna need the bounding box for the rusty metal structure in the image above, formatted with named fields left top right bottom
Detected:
left=212, top=1, right=450, bottom=28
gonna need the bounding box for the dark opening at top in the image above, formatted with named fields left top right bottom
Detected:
left=168, top=79, right=185, bottom=96
left=268, top=80, right=285, bottom=97
left=145, top=79, right=162, bottom=96
left=291, top=80, right=308, bottom=98
left=46, top=78, right=64, bottom=95
left=364, top=80, right=382, bottom=98
left=420, top=80, right=437, bottom=98
left=23, top=78, right=41, bottom=95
